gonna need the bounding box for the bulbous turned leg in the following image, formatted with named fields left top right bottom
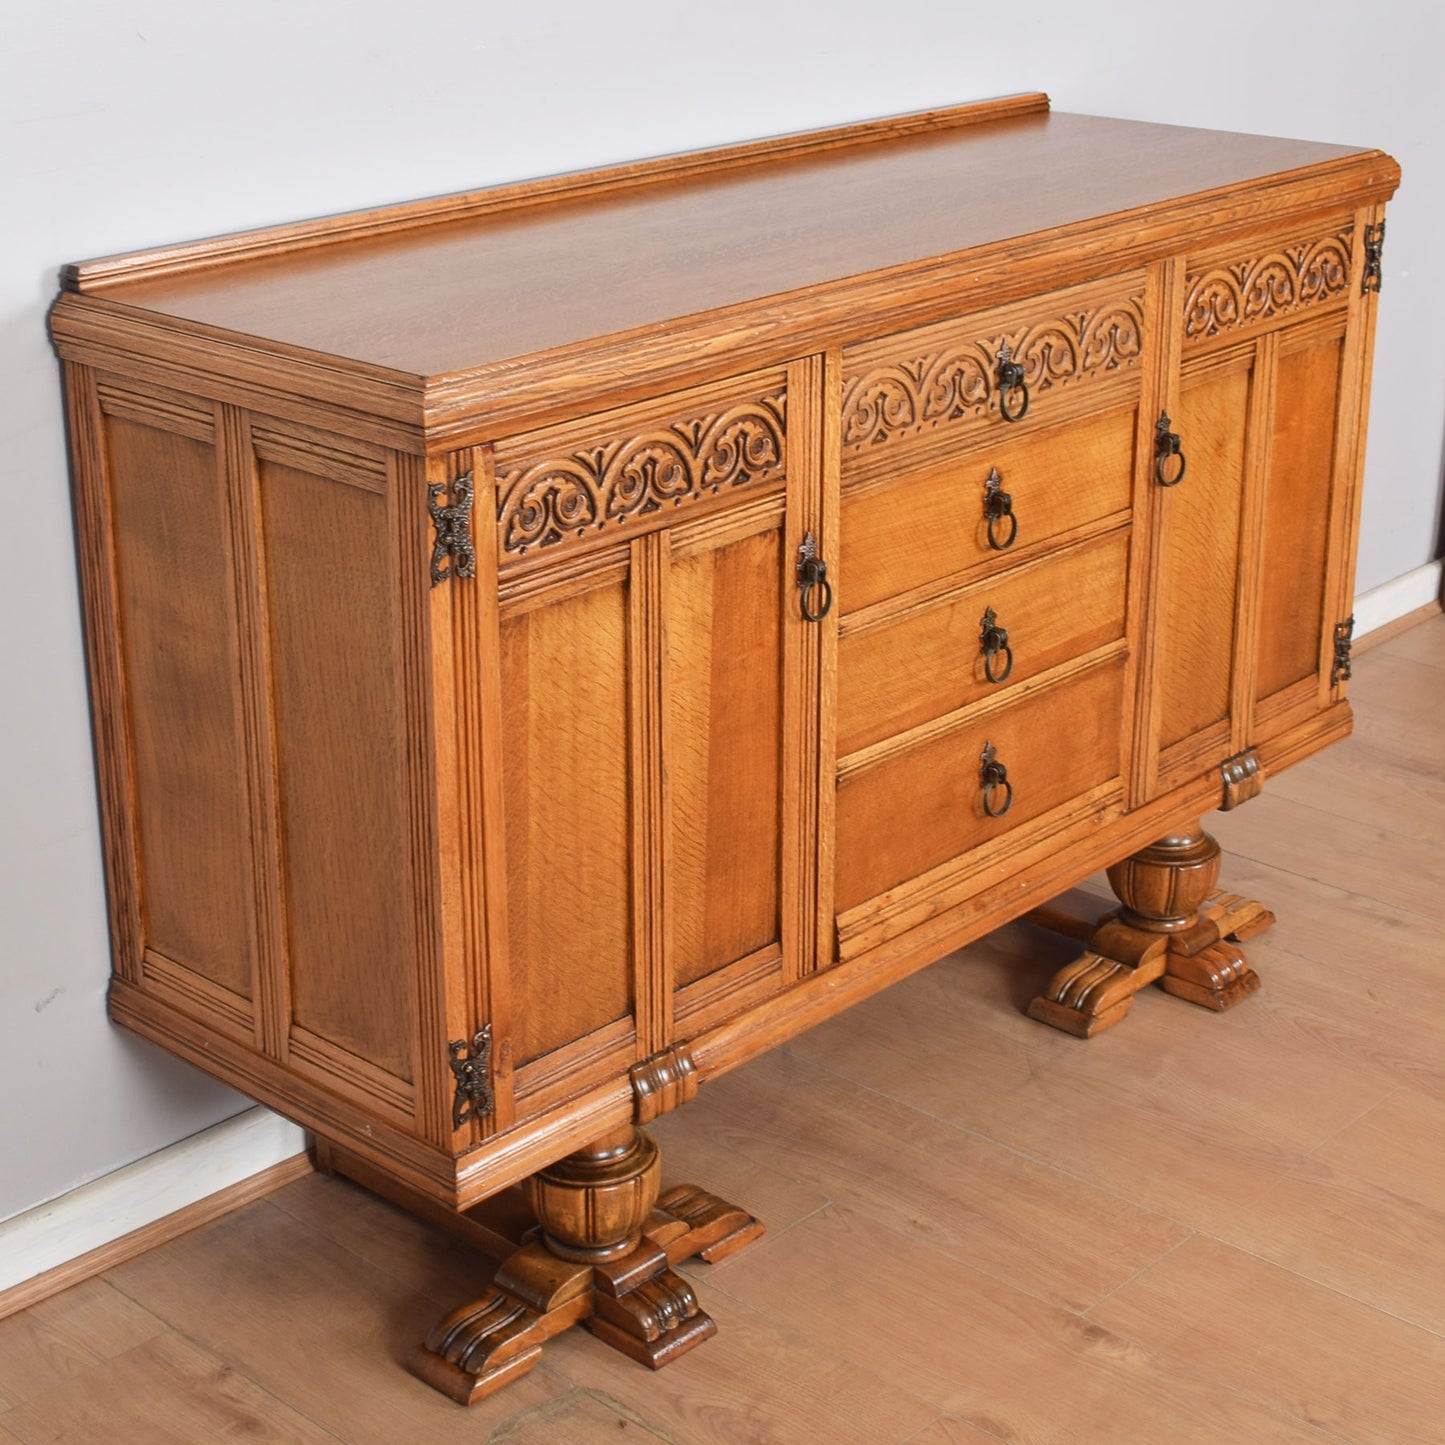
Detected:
left=408, top=1125, right=761, bottom=1405
left=1027, top=822, right=1274, bottom=1038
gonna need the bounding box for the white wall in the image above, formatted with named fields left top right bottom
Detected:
left=3, top=1, right=1440, bottom=1223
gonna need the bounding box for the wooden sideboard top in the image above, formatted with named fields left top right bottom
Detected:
left=61, top=95, right=1395, bottom=384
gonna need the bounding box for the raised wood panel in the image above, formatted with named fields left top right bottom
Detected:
left=1255, top=333, right=1345, bottom=705
left=668, top=526, right=784, bottom=991
left=260, top=460, right=414, bottom=1082
left=500, top=577, right=634, bottom=1068
left=106, top=414, right=256, bottom=1001
left=839, top=527, right=1130, bottom=756
left=835, top=657, right=1125, bottom=913
left=1155, top=362, right=1251, bottom=756
left=840, top=404, right=1134, bottom=614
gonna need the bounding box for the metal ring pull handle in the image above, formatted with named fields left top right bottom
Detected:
left=983, top=468, right=1018, bottom=551
left=979, top=739, right=1014, bottom=818
left=995, top=343, right=1030, bottom=423
left=979, top=606, right=1014, bottom=684
left=1154, top=411, right=1187, bottom=487
left=795, top=531, right=834, bottom=623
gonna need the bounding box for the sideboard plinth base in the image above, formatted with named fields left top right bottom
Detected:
left=395, top=1127, right=760, bottom=1405
left=1027, top=824, right=1275, bottom=1037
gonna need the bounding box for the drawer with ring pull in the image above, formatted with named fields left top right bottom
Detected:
left=833, top=655, right=1126, bottom=914
left=838, top=403, right=1136, bottom=614
left=836, top=527, right=1130, bottom=756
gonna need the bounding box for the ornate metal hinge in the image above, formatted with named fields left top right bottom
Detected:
left=1362, top=221, right=1386, bottom=294
left=1331, top=615, right=1355, bottom=687
left=429, top=472, right=477, bottom=586
left=448, top=1025, right=494, bottom=1129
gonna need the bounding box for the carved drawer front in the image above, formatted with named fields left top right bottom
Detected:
left=839, top=403, right=1135, bottom=614
left=1183, top=218, right=1355, bottom=349
left=834, top=656, right=1126, bottom=914
left=493, top=369, right=788, bottom=566
left=837, top=528, right=1129, bottom=757
left=840, top=272, right=1145, bottom=479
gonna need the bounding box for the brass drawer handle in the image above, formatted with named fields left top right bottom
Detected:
left=980, top=739, right=1014, bottom=818
left=979, top=606, right=1014, bottom=684
left=1154, top=411, right=1187, bottom=487
left=796, top=531, right=834, bottom=622
left=983, top=468, right=1018, bottom=551
left=995, top=343, right=1030, bottom=423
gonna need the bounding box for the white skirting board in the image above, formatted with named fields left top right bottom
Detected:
left=3, top=562, right=1440, bottom=1301
left=1352, top=559, right=1444, bottom=638
left=0, top=1107, right=305, bottom=1295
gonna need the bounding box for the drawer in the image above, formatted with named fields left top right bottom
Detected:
left=834, top=656, right=1126, bottom=913
left=840, top=271, right=1146, bottom=472
left=839, top=404, right=1136, bottom=614
left=837, top=528, right=1130, bottom=757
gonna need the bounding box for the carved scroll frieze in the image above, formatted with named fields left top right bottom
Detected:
left=840, top=296, right=1144, bottom=455
left=1183, top=230, right=1353, bottom=344
left=496, top=390, right=786, bottom=557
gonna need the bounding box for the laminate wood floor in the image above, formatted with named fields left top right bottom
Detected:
left=4, top=615, right=1442, bottom=1444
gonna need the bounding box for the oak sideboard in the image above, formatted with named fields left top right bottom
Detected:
left=52, top=93, right=1399, bottom=1402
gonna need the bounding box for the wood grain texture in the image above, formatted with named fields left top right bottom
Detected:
left=73, top=115, right=1381, bottom=379
left=0, top=1280, right=165, bottom=1403
left=840, top=402, right=1135, bottom=615
left=1154, top=356, right=1250, bottom=758
left=1089, top=1235, right=1445, bottom=1445
left=65, top=94, right=1052, bottom=291
left=107, top=412, right=258, bottom=1001
left=668, top=527, right=784, bottom=991
left=105, top=1196, right=566, bottom=1443
left=839, top=527, right=1130, bottom=754
left=835, top=657, right=1125, bottom=911
left=500, top=574, right=634, bottom=1069
left=0, top=1330, right=340, bottom=1444
left=261, top=458, right=415, bottom=1081
left=714, top=1203, right=1338, bottom=1443
left=1254, top=330, right=1344, bottom=703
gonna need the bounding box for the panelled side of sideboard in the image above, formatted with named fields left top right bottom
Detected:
left=66, top=364, right=460, bottom=1191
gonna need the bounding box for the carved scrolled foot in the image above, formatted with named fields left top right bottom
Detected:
left=588, top=1249, right=716, bottom=1367
left=410, top=1285, right=550, bottom=1405
left=656, top=1183, right=766, bottom=1263
left=407, top=1125, right=763, bottom=1405
left=1026, top=949, right=1157, bottom=1038
left=1160, top=938, right=1262, bottom=1011
left=1026, top=823, right=1274, bottom=1037
left=1203, top=889, right=1277, bottom=945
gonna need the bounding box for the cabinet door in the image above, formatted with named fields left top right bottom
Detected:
left=1251, top=319, right=1352, bottom=741
left=666, top=504, right=796, bottom=1032
left=483, top=367, right=813, bottom=1123
left=1148, top=347, right=1255, bottom=798
left=1148, top=219, right=1364, bottom=797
